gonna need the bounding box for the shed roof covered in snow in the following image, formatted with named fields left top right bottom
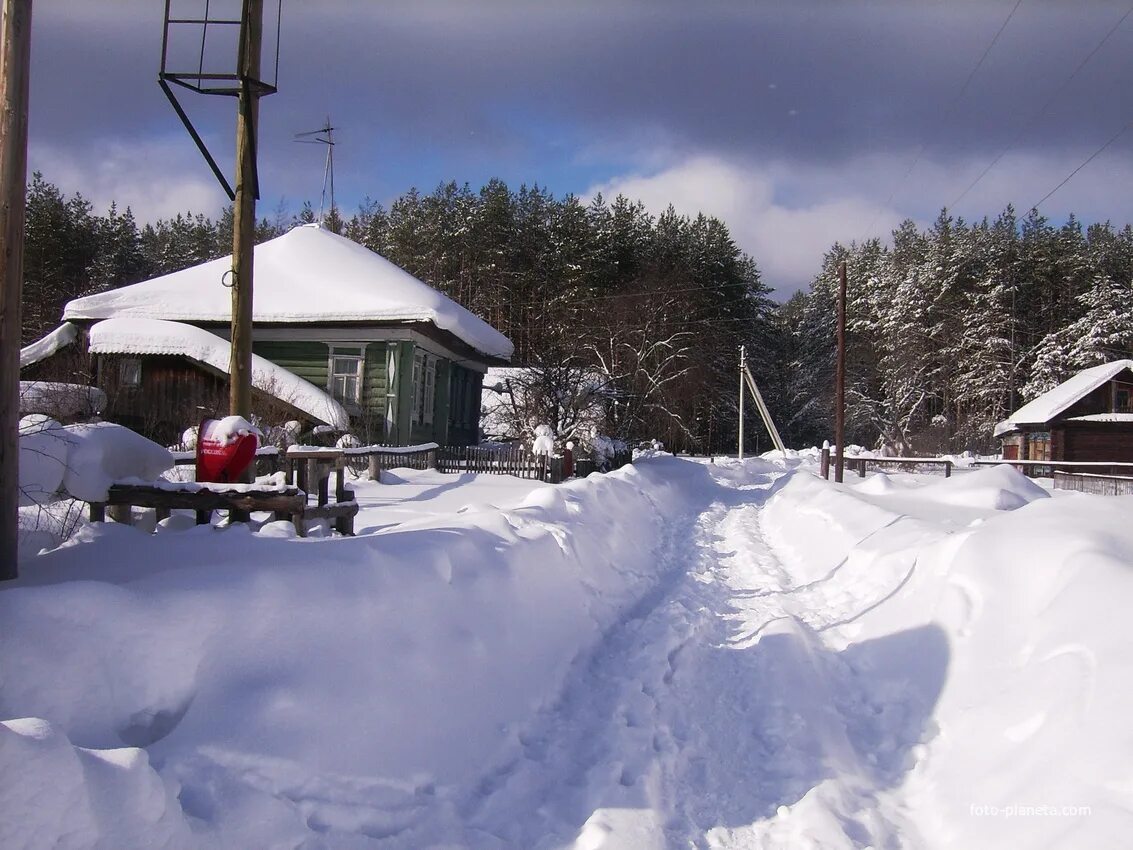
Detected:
left=88, top=317, right=350, bottom=429
left=994, top=360, right=1133, bottom=437
left=64, top=224, right=513, bottom=361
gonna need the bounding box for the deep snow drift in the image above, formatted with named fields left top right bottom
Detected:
left=2, top=457, right=1132, bottom=849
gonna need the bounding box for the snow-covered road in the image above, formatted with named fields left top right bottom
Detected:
left=382, top=461, right=942, bottom=849
left=5, top=456, right=1133, bottom=850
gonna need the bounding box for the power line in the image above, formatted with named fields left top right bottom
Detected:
left=1029, top=117, right=1133, bottom=211
left=865, top=0, right=1026, bottom=238
left=951, top=2, right=1133, bottom=209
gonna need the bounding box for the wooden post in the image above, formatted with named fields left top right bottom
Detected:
left=0, top=0, right=31, bottom=580
left=834, top=260, right=847, bottom=483
left=738, top=345, right=745, bottom=461
left=820, top=445, right=830, bottom=479
left=334, top=460, right=346, bottom=502
left=228, top=0, right=263, bottom=468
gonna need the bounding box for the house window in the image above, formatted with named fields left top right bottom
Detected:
left=119, top=358, right=141, bottom=387
left=329, top=346, right=364, bottom=405
left=1026, top=431, right=1051, bottom=462
left=411, top=351, right=436, bottom=426
left=1114, top=382, right=1133, bottom=412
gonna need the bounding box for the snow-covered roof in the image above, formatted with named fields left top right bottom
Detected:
left=19, top=381, right=106, bottom=418
left=88, top=318, right=350, bottom=430
left=64, top=224, right=513, bottom=361
left=994, top=360, right=1133, bottom=437
left=20, top=322, right=78, bottom=368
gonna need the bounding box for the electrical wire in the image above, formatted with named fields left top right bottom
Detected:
left=864, top=0, right=1026, bottom=238
left=1029, top=116, right=1133, bottom=211
left=951, top=2, right=1133, bottom=209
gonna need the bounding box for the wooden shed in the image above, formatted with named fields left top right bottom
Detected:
left=995, top=360, right=1133, bottom=463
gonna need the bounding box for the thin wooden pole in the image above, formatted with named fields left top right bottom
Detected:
left=229, top=0, right=263, bottom=430
left=738, top=345, right=745, bottom=460
left=834, top=260, right=847, bottom=483
left=0, top=0, right=32, bottom=580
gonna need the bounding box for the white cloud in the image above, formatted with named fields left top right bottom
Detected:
left=585, top=156, right=904, bottom=297
left=30, top=136, right=229, bottom=225
left=585, top=148, right=1133, bottom=298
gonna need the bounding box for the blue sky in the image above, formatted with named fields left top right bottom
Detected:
left=27, top=0, right=1133, bottom=296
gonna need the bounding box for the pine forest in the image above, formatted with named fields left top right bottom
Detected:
left=21, top=173, right=1133, bottom=455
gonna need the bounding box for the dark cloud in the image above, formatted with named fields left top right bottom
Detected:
left=25, top=0, right=1133, bottom=229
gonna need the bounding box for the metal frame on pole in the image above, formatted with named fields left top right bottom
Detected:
left=0, top=0, right=32, bottom=580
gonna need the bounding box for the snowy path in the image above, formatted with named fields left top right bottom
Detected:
left=10, top=459, right=1133, bottom=849
left=384, top=463, right=938, bottom=849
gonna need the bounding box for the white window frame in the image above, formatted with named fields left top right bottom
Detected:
left=328, top=345, right=365, bottom=406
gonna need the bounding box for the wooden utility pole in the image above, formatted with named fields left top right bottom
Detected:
left=229, top=0, right=264, bottom=425
left=0, top=0, right=32, bottom=580
left=738, top=345, right=746, bottom=460
left=834, top=260, right=847, bottom=483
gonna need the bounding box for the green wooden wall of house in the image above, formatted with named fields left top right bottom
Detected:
left=252, top=338, right=483, bottom=446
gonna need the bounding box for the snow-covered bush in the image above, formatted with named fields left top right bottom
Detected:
left=482, top=363, right=612, bottom=450
left=17, top=421, right=174, bottom=559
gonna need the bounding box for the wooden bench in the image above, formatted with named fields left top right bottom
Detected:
left=89, top=483, right=308, bottom=532
left=89, top=450, right=360, bottom=537
left=285, top=447, right=359, bottom=535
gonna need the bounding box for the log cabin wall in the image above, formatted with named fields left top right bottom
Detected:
left=1057, top=423, right=1133, bottom=463
left=99, top=354, right=228, bottom=445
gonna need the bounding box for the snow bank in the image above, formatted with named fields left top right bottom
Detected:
left=760, top=467, right=1133, bottom=849
left=59, top=422, right=173, bottom=502
left=908, top=463, right=1051, bottom=511
left=0, top=457, right=710, bottom=849
left=19, top=420, right=172, bottom=507
left=18, top=417, right=72, bottom=506
left=0, top=717, right=195, bottom=850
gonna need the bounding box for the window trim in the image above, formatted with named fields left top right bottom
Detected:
left=411, top=351, right=437, bottom=427
left=327, top=344, right=365, bottom=407
left=119, top=358, right=141, bottom=388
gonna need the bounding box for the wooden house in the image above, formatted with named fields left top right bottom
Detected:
left=995, top=360, right=1133, bottom=462
left=27, top=225, right=512, bottom=445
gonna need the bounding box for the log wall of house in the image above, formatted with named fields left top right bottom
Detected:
left=100, top=354, right=228, bottom=445
left=1057, top=424, right=1133, bottom=463
left=252, top=340, right=329, bottom=394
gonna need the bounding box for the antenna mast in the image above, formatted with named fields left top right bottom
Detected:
left=295, top=118, right=336, bottom=225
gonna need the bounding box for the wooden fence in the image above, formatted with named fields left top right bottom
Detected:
left=821, top=449, right=953, bottom=479
left=173, top=441, right=630, bottom=485
left=437, top=444, right=549, bottom=479
left=339, top=442, right=556, bottom=481
left=972, top=459, right=1133, bottom=478
left=1053, top=470, right=1133, bottom=495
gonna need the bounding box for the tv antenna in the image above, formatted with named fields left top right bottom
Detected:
left=294, top=119, right=336, bottom=224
